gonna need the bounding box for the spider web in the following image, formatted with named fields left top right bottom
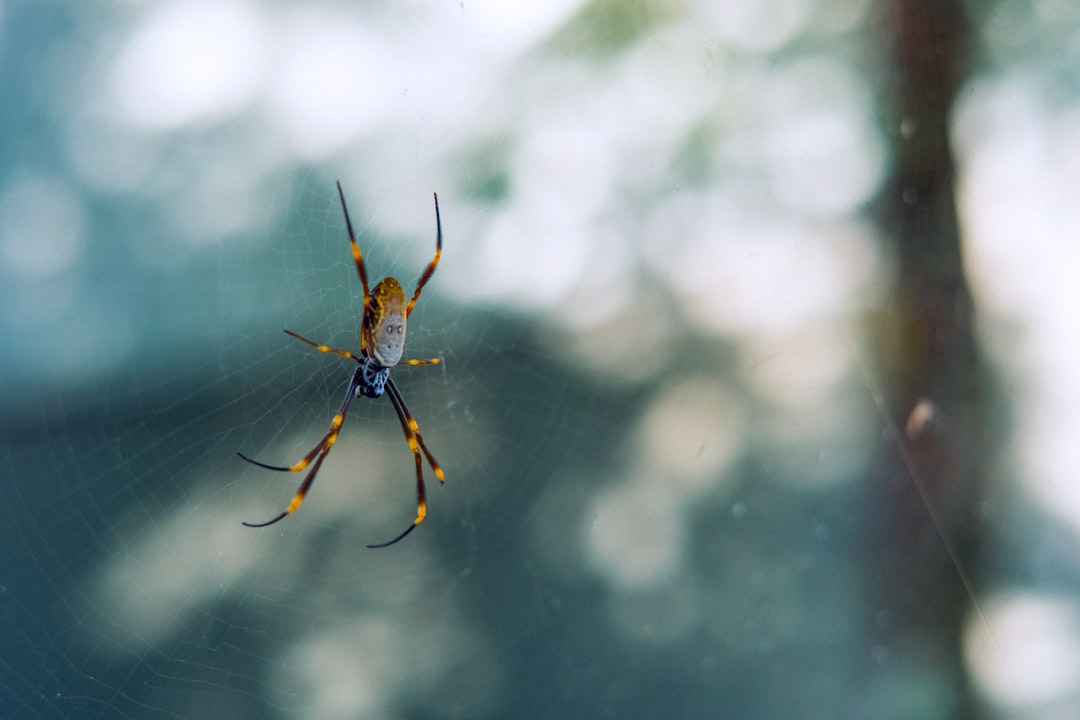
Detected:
left=3, top=2, right=1080, bottom=720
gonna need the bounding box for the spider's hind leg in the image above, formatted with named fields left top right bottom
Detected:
left=239, top=367, right=363, bottom=527
left=365, top=377, right=445, bottom=549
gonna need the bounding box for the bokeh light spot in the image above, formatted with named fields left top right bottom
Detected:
left=266, top=10, right=390, bottom=159
left=638, top=376, right=742, bottom=496
left=110, top=0, right=267, bottom=129
left=965, top=593, right=1080, bottom=709
left=587, top=482, right=684, bottom=589
left=0, top=173, right=85, bottom=278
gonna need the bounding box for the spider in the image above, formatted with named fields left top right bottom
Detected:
left=238, top=181, right=445, bottom=548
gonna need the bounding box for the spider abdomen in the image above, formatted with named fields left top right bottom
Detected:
left=365, top=278, right=407, bottom=367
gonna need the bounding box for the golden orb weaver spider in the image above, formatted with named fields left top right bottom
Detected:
left=238, top=181, right=445, bottom=548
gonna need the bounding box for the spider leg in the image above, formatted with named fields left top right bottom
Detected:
left=386, top=377, right=444, bottom=481
left=285, top=329, right=360, bottom=362
left=403, top=357, right=441, bottom=366
left=366, top=377, right=444, bottom=549
left=239, top=369, right=362, bottom=527
left=241, top=450, right=332, bottom=528
left=336, top=181, right=373, bottom=354
left=336, top=181, right=369, bottom=297
left=405, top=192, right=442, bottom=318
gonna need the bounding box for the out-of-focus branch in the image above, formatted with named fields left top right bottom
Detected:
left=870, top=0, right=983, bottom=716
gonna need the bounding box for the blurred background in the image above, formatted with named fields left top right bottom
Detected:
left=2, top=0, right=1078, bottom=718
